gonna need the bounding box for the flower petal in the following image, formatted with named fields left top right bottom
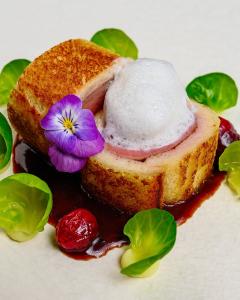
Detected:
left=59, top=94, right=82, bottom=108
left=44, top=130, right=77, bottom=153
left=74, top=109, right=99, bottom=141
left=49, top=146, right=87, bottom=173
left=71, top=132, right=105, bottom=158
left=60, top=95, right=83, bottom=121
left=40, top=95, right=82, bottom=130
left=41, top=111, right=63, bottom=131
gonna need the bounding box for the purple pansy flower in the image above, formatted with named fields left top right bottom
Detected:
left=41, top=95, right=104, bottom=173
left=48, top=146, right=87, bottom=173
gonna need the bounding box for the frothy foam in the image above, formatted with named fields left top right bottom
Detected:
left=103, top=59, right=195, bottom=151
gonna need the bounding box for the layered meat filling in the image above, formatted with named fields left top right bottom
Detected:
left=100, top=59, right=196, bottom=160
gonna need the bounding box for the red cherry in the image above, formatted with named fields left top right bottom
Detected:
left=56, top=208, right=99, bottom=252
left=216, top=117, right=240, bottom=159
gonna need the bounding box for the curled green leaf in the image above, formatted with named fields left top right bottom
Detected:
left=0, top=59, right=31, bottom=105
left=219, top=141, right=240, bottom=195
left=219, top=141, right=240, bottom=172
left=121, top=209, right=176, bottom=278
left=227, top=170, right=240, bottom=195
left=186, top=73, right=238, bottom=112
left=0, top=173, right=52, bottom=242
left=0, top=112, right=13, bottom=170
left=91, top=28, right=138, bottom=59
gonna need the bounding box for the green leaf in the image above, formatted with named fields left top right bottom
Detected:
left=219, top=141, right=240, bottom=195
left=186, top=73, right=238, bottom=112
left=227, top=170, right=240, bottom=195
left=0, top=59, right=31, bottom=105
left=0, top=173, right=52, bottom=242
left=219, top=141, right=240, bottom=172
left=0, top=112, right=13, bottom=170
left=121, top=209, right=177, bottom=277
left=91, top=28, right=138, bottom=59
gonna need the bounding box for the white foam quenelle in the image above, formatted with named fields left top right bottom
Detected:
left=103, top=58, right=195, bottom=151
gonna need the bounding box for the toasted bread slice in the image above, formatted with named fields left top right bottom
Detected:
left=8, top=39, right=219, bottom=213
left=81, top=102, right=219, bottom=212
left=8, top=39, right=126, bottom=153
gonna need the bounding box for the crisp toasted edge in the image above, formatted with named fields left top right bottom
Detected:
left=8, top=39, right=121, bottom=154
left=81, top=102, right=219, bottom=212
left=16, top=39, right=119, bottom=109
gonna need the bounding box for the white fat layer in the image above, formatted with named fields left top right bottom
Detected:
left=103, top=58, right=195, bottom=151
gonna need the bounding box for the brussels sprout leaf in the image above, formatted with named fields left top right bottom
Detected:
left=121, top=209, right=176, bottom=277
left=91, top=28, right=138, bottom=59
left=219, top=141, right=240, bottom=195
left=219, top=141, right=240, bottom=172
left=0, top=59, right=31, bottom=105
left=0, top=173, right=52, bottom=242
left=0, top=112, right=13, bottom=170
left=186, top=73, right=238, bottom=112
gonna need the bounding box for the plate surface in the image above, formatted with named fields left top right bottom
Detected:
left=1, top=1, right=240, bottom=299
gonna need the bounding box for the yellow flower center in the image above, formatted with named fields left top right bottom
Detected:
left=63, top=119, right=74, bottom=133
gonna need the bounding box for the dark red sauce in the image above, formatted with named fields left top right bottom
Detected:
left=163, top=172, right=225, bottom=225
left=13, top=139, right=225, bottom=260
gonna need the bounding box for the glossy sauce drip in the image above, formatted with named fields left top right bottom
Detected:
left=13, top=139, right=225, bottom=260
left=163, top=172, right=225, bottom=225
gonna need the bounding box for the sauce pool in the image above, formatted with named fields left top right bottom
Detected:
left=13, top=139, right=225, bottom=260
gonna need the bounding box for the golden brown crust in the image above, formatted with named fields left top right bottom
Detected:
left=17, top=39, right=119, bottom=107
left=8, top=97, right=49, bottom=154
left=159, top=133, right=218, bottom=204
left=82, top=161, right=163, bottom=213
left=8, top=39, right=119, bottom=155
left=81, top=103, right=220, bottom=212
left=82, top=133, right=218, bottom=212
left=8, top=39, right=220, bottom=213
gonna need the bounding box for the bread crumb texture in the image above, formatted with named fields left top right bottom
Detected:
left=8, top=39, right=118, bottom=153
left=82, top=103, right=220, bottom=211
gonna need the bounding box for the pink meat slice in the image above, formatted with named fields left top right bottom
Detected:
left=80, top=57, right=131, bottom=114
left=82, top=81, right=110, bottom=113
left=105, top=118, right=197, bottom=160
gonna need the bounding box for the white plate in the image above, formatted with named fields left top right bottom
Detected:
left=1, top=1, right=240, bottom=299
